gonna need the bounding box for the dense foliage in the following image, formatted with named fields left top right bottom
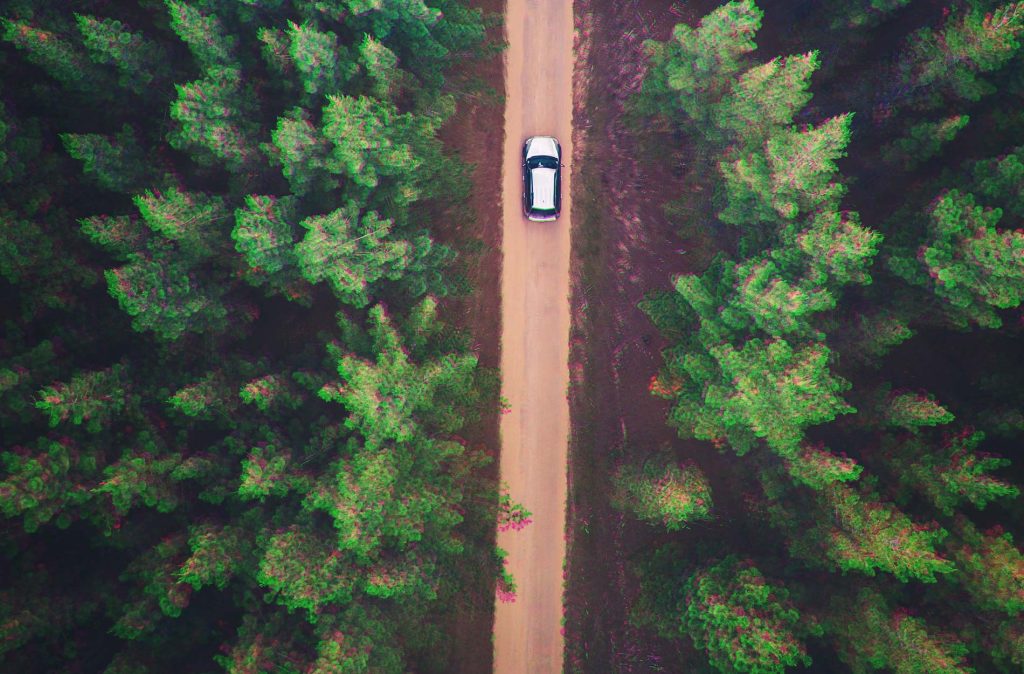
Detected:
left=0, top=1, right=501, bottom=671
left=627, top=0, right=1024, bottom=671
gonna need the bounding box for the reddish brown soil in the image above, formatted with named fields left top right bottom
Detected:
left=565, top=0, right=729, bottom=671
left=433, top=0, right=505, bottom=670
left=491, top=0, right=575, bottom=670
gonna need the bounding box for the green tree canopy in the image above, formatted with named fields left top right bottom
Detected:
left=612, top=453, right=713, bottom=530
left=631, top=0, right=763, bottom=129
left=719, top=114, right=853, bottom=224
left=890, top=189, right=1024, bottom=329
left=683, top=556, right=815, bottom=674
left=294, top=202, right=411, bottom=307
left=830, top=588, right=973, bottom=674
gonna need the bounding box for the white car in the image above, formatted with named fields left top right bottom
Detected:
left=522, top=136, right=562, bottom=221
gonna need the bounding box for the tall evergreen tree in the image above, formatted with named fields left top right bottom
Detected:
left=830, top=588, right=973, bottom=674
left=630, top=0, right=763, bottom=131
left=719, top=114, right=853, bottom=224
left=75, top=13, right=169, bottom=93
left=905, top=2, right=1024, bottom=104
left=884, top=430, right=1019, bottom=515
left=890, top=189, right=1024, bottom=329
left=683, top=556, right=816, bottom=674
left=294, top=202, right=411, bottom=307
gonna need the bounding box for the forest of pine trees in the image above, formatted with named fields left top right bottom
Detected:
left=622, top=0, right=1023, bottom=672
left=3, top=0, right=1023, bottom=672
left=0, top=1, right=503, bottom=671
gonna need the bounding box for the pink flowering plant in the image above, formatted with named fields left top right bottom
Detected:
left=495, top=547, right=517, bottom=603
left=497, top=482, right=533, bottom=532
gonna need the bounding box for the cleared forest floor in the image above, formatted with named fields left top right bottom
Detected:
left=564, top=0, right=728, bottom=671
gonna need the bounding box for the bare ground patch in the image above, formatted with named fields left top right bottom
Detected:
left=433, top=1, right=505, bottom=670
left=565, top=0, right=730, bottom=671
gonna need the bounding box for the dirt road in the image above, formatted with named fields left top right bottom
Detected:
left=492, top=0, right=574, bottom=671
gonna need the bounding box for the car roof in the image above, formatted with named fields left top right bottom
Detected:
left=525, top=136, right=559, bottom=160
left=531, top=167, right=557, bottom=210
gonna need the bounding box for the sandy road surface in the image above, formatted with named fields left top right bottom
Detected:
left=492, top=0, right=574, bottom=672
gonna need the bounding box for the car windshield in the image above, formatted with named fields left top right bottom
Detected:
left=528, top=156, right=559, bottom=169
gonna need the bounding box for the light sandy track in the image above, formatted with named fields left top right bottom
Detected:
left=492, top=0, right=574, bottom=672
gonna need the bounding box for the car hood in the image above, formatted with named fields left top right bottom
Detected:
left=525, top=136, right=559, bottom=160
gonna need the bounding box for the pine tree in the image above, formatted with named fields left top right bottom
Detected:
left=359, top=33, right=402, bottom=99
left=178, top=522, right=250, bottom=591
left=257, top=25, right=293, bottom=78
left=239, top=374, right=302, bottom=412
left=321, top=94, right=420, bottom=191
left=611, top=453, right=712, bottom=530
left=164, top=0, right=236, bottom=69
left=287, top=21, right=355, bottom=97
left=881, top=115, right=970, bottom=171
left=0, top=339, right=59, bottom=428
left=0, top=437, right=92, bottom=533
left=830, top=588, right=973, bottom=674
left=842, top=310, right=915, bottom=364
left=712, top=51, right=820, bottom=146
left=214, top=611, right=304, bottom=673
left=238, top=441, right=295, bottom=501
left=110, top=534, right=192, bottom=639
left=269, top=107, right=335, bottom=196
left=169, top=66, right=258, bottom=172
left=971, top=146, right=1024, bottom=218
left=301, top=444, right=443, bottom=572
left=630, top=0, right=763, bottom=129
left=885, top=429, right=1019, bottom=515
left=784, top=443, right=863, bottom=490
left=765, top=477, right=956, bottom=582
left=905, top=2, right=1024, bottom=104
left=106, top=240, right=230, bottom=340
left=707, top=338, right=853, bottom=457
left=320, top=304, right=478, bottom=447
left=0, top=17, right=102, bottom=90
left=79, top=214, right=147, bottom=261
left=74, top=13, right=169, bottom=93
left=93, top=434, right=181, bottom=517
left=135, top=186, right=228, bottom=259
left=890, top=189, right=1024, bottom=329
left=35, top=363, right=128, bottom=432
left=683, top=556, right=815, bottom=674
left=719, top=114, right=853, bottom=224
left=294, top=202, right=411, bottom=307
left=728, top=259, right=836, bottom=338
left=232, top=194, right=310, bottom=303
left=0, top=208, right=99, bottom=314
left=883, top=391, right=954, bottom=431
left=0, top=569, right=79, bottom=660
left=794, top=209, right=883, bottom=286
left=979, top=406, right=1024, bottom=439
left=398, top=295, right=444, bottom=359
left=255, top=526, right=355, bottom=615
left=829, top=0, right=913, bottom=29
left=0, top=100, right=38, bottom=184
left=309, top=606, right=405, bottom=673
left=167, top=370, right=237, bottom=419
left=61, top=124, right=153, bottom=194
left=949, top=517, right=1024, bottom=616
left=992, top=621, right=1024, bottom=672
